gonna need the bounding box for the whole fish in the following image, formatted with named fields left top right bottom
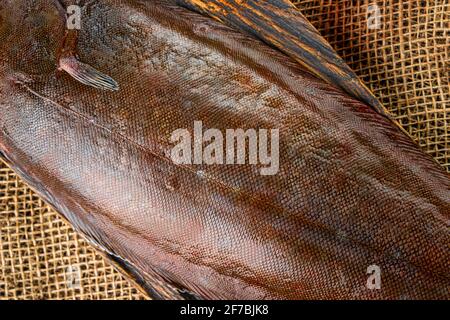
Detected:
left=0, top=0, right=449, bottom=299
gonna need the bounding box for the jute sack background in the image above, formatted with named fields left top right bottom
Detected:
left=1, top=0, right=448, bottom=299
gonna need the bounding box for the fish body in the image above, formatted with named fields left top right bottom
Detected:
left=0, top=0, right=449, bottom=299
left=175, top=0, right=387, bottom=116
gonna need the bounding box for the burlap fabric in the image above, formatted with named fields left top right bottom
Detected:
left=0, top=0, right=448, bottom=299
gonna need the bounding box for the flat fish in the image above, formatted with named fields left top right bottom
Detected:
left=0, top=0, right=449, bottom=299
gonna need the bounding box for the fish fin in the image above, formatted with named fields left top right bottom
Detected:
left=59, top=55, right=119, bottom=91
left=53, top=2, right=119, bottom=91
left=176, top=0, right=388, bottom=117
left=105, top=253, right=201, bottom=300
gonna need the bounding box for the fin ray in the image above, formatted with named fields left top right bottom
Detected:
left=59, top=56, right=119, bottom=91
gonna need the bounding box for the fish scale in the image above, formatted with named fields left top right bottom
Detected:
left=0, top=0, right=449, bottom=299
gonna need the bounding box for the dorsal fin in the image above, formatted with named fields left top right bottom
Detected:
left=176, top=0, right=389, bottom=117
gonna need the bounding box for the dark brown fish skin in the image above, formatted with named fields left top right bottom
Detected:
left=175, top=0, right=388, bottom=118
left=0, top=0, right=449, bottom=299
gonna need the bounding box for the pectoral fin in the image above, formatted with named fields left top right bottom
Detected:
left=59, top=55, right=119, bottom=91
left=53, top=1, right=119, bottom=91
left=177, top=0, right=388, bottom=117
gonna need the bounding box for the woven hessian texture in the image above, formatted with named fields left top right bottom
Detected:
left=0, top=0, right=448, bottom=299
